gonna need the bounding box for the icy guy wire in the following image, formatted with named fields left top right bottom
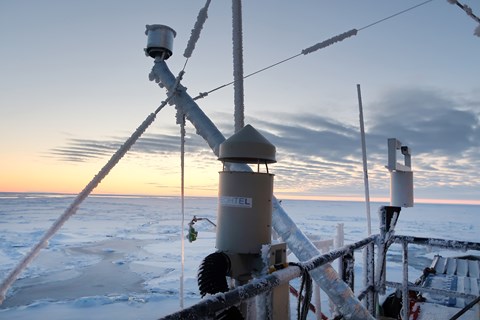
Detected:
left=0, top=64, right=184, bottom=305
left=447, top=0, right=480, bottom=36
left=181, top=0, right=212, bottom=72
left=192, top=0, right=436, bottom=101
left=0, top=112, right=157, bottom=304
left=183, top=0, right=211, bottom=59
left=357, top=0, right=435, bottom=31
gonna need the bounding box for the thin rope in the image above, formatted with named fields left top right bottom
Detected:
left=357, top=84, right=372, bottom=236
left=358, top=0, right=435, bottom=31
left=182, top=58, right=189, bottom=73
left=192, top=0, right=435, bottom=101
left=192, top=54, right=302, bottom=100
left=179, top=113, right=186, bottom=309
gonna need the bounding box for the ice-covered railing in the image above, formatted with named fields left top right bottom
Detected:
left=160, top=235, right=377, bottom=319
left=160, top=205, right=480, bottom=319
left=385, top=235, right=480, bottom=320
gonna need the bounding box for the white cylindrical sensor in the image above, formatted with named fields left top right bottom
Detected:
left=390, top=171, right=414, bottom=207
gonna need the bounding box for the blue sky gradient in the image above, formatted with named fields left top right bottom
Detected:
left=1, top=1, right=479, bottom=203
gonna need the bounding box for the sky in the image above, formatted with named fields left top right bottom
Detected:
left=1, top=0, right=479, bottom=204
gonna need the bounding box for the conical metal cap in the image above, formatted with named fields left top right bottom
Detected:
left=218, top=124, right=276, bottom=163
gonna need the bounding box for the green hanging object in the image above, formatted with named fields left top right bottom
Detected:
left=187, top=225, right=198, bottom=243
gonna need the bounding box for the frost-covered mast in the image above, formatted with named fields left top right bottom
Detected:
left=146, top=17, right=373, bottom=320
left=232, top=0, right=245, bottom=132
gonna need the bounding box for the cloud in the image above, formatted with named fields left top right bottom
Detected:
left=49, top=87, right=480, bottom=200
left=251, top=88, right=480, bottom=199
left=49, top=131, right=208, bottom=163
left=367, top=88, right=480, bottom=155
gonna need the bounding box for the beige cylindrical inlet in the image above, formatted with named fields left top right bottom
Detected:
left=390, top=171, right=414, bottom=207
left=216, top=171, right=273, bottom=254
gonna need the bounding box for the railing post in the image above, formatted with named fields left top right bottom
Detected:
left=376, top=207, right=388, bottom=295
left=365, top=242, right=375, bottom=316
left=335, top=223, right=345, bottom=277
left=401, top=240, right=409, bottom=320
left=376, top=206, right=400, bottom=296
left=342, top=250, right=355, bottom=290
left=313, top=285, right=322, bottom=320
left=332, top=223, right=345, bottom=316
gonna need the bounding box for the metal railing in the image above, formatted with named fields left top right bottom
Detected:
left=161, top=235, right=377, bottom=319
left=385, top=235, right=480, bottom=320
left=160, top=210, right=480, bottom=320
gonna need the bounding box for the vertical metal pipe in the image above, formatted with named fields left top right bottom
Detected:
left=232, top=0, right=245, bottom=133
left=402, top=240, right=409, bottom=320
left=313, top=283, right=322, bottom=320
left=179, top=113, right=186, bottom=309
left=342, top=250, right=355, bottom=290
left=375, top=207, right=387, bottom=295
left=365, top=242, right=375, bottom=316
left=336, top=223, right=345, bottom=279
left=356, top=84, right=372, bottom=236
left=334, top=223, right=344, bottom=315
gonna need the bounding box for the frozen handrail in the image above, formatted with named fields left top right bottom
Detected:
left=160, top=235, right=377, bottom=319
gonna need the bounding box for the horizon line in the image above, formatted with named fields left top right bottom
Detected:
left=1, top=191, right=479, bottom=206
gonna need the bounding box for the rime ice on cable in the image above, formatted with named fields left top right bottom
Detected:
left=301, top=29, right=358, bottom=55
left=446, top=0, right=480, bottom=37
left=184, top=0, right=211, bottom=58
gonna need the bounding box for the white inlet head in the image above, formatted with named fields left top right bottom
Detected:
left=145, top=24, right=176, bottom=59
